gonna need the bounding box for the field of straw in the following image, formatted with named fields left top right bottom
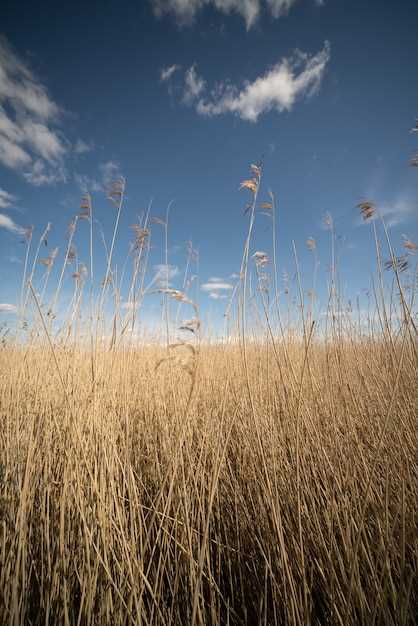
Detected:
left=0, top=166, right=417, bottom=625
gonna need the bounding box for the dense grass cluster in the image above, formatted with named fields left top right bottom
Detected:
left=0, top=165, right=417, bottom=624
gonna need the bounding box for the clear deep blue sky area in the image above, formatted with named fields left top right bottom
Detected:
left=0, top=0, right=417, bottom=328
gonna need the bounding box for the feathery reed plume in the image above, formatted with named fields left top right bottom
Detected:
left=130, top=224, right=149, bottom=250
left=39, top=247, right=58, bottom=270
left=174, top=240, right=198, bottom=330
left=240, top=164, right=260, bottom=195
left=306, top=237, right=318, bottom=324
left=179, top=317, right=200, bottom=333
left=21, top=225, right=34, bottom=244
left=384, top=255, right=409, bottom=272
left=66, top=245, right=77, bottom=265
left=158, top=288, right=198, bottom=315
left=357, top=200, right=377, bottom=222
left=250, top=163, right=261, bottom=178
left=101, top=274, right=112, bottom=287
left=42, top=222, right=52, bottom=247
left=306, top=237, right=316, bottom=251
left=155, top=287, right=201, bottom=415
left=78, top=193, right=92, bottom=221
left=252, top=251, right=269, bottom=267
left=71, top=263, right=88, bottom=281
left=99, top=177, right=126, bottom=312
left=323, top=212, right=333, bottom=229
left=259, top=200, right=273, bottom=218
left=120, top=206, right=152, bottom=341
left=256, top=270, right=270, bottom=294
left=78, top=192, right=94, bottom=289
left=402, top=235, right=418, bottom=253
left=239, top=179, right=258, bottom=194
left=38, top=247, right=59, bottom=306
left=107, top=177, right=125, bottom=206
left=19, top=225, right=34, bottom=328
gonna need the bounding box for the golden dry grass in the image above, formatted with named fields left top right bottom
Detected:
left=0, top=165, right=417, bottom=624
left=0, top=336, right=417, bottom=625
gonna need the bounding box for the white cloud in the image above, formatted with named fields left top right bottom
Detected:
left=24, top=159, right=67, bottom=186
left=195, top=41, right=330, bottom=121
left=0, top=303, right=17, bottom=314
left=0, top=133, right=32, bottom=168
left=150, top=0, right=316, bottom=29
left=74, top=161, right=122, bottom=194
left=152, top=0, right=298, bottom=29
left=74, top=173, right=103, bottom=193
left=0, top=107, right=24, bottom=142
left=0, top=38, right=58, bottom=119
left=74, top=138, right=93, bottom=154
left=8, top=255, right=22, bottom=264
left=0, top=212, right=24, bottom=235
left=161, top=64, right=181, bottom=81
left=202, top=276, right=234, bottom=299
left=99, top=160, right=121, bottom=186
left=266, top=0, right=299, bottom=18
left=155, top=264, right=180, bottom=282
left=379, top=199, right=416, bottom=228
left=183, top=64, right=206, bottom=103
left=201, top=281, right=233, bottom=291
left=162, top=43, right=330, bottom=122
left=0, top=36, right=88, bottom=186
left=22, top=120, right=66, bottom=162
left=0, top=188, right=16, bottom=209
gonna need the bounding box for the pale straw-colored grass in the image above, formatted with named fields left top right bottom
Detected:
left=0, top=162, right=417, bottom=625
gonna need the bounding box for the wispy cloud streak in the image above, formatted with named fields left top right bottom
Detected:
left=0, top=188, right=16, bottom=209
left=0, top=212, right=24, bottom=235
left=152, top=0, right=300, bottom=29
left=161, top=42, right=330, bottom=122
left=0, top=303, right=18, bottom=314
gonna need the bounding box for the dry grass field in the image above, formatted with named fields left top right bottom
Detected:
left=0, top=169, right=417, bottom=625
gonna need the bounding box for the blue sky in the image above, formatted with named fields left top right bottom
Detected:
left=0, top=0, right=417, bottom=331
